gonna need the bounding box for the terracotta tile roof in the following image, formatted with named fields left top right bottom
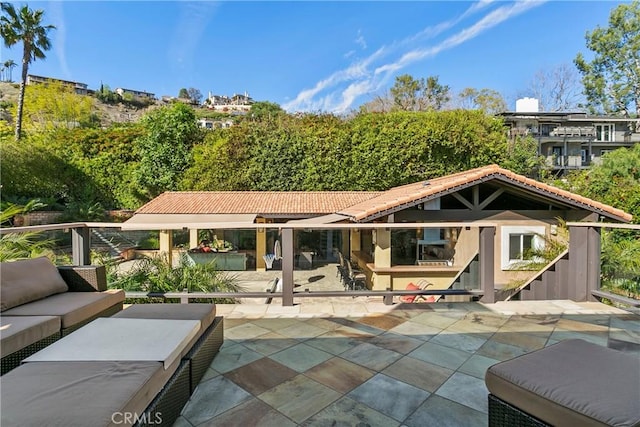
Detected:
left=338, top=164, right=633, bottom=223
left=136, top=191, right=382, bottom=216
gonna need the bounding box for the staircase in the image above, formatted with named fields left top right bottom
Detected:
left=91, top=229, right=138, bottom=259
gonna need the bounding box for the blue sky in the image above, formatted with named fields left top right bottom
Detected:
left=0, top=1, right=627, bottom=113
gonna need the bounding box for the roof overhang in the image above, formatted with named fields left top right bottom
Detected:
left=121, top=214, right=257, bottom=230
left=287, top=213, right=352, bottom=224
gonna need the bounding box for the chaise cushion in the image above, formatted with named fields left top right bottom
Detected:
left=485, top=339, right=640, bottom=427
left=0, top=316, right=60, bottom=358
left=0, top=257, right=69, bottom=312
left=2, top=290, right=125, bottom=329
left=0, top=360, right=175, bottom=427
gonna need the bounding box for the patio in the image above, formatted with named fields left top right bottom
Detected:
left=173, top=299, right=640, bottom=426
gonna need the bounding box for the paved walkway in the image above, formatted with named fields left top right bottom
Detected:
left=174, top=300, right=640, bottom=426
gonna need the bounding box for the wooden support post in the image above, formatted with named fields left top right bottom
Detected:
left=281, top=228, right=294, bottom=306
left=479, top=226, right=495, bottom=303
left=568, top=226, right=587, bottom=301
left=586, top=226, right=601, bottom=302
left=72, top=226, right=91, bottom=265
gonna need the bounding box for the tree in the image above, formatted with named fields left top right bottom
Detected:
left=0, top=2, right=55, bottom=140
left=574, top=1, right=640, bottom=117
left=3, top=59, right=16, bottom=81
left=134, top=103, right=202, bottom=199
left=21, top=81, right=96, bottom=131
left=389, top=74, right=450, bottom=111
left=525, top=64, right=584, bottom=112
left=249, top=101, right=284, bottom=120
left=457, top=87, right=507, bottom=114
left=178, top=88, right=189, bottom=99
left=186, top=87, right=202, bottom=105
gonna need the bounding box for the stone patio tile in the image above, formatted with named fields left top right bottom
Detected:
left=476, top=339, right=530, bottom=361
left=210, top=344, right=263, bottom=373
left=231, top=304, right=269, bottom=315
left=458, top=354, right=501, bottom=380
left=356, top=313, right=406, bottom=331
left=408, top=341, right=472, bottom=370
left=382, top=355, right=453, bottom=392
left=240, top=331, right=300, bottom=356
left=214, top=304, right=236, bottom=315
left=549, top=330, right=608, bottom=347
left=304, top=357, right=375, bottom=394
left=326, top=317, right=385, bottom=335
left=388, top=320, right=442, bottom=340
left=430, top=331, right=488, bottom=353
left=200, top=367, right=220, bottom=382
left=249, top=317, right=301, bottom=331
left=464, top=312, right=510, bottom=328
left=347, top=373, right=429, bottom=422
left=555, top=317, right=611, bottom=333
left=410, top=312, right=462, bottom=329
left=435, top=372, right=489, bottom=413
left=445, top=319, right=498, bottom=336
left=171, top=416, right=194, bottom=427
left=181, top=376, right=252, bottom=425
left=305, top=331, right=364, bottom=355
left=305, top=317, right=344, bottom=331
left=225, top=322, right=272, bottom=340
left=300, top=302, right=335, bottom=315
left=258, top=375, right=341, bottom=423
left=266, top=305, right=301, bottom=315
left=269, top=342, right=334, bottom=372
left=490, top=331, right=548, bottom=352
left=340, top=342, right=403, bottom=371
left=277, top=321, right=329, bottom=340
left=497, top=318, right=555, bottom=338
left=198, top=398, right=296, bottom=427
left=224, top=357, right=299, bottom=395
left=332, top=302, right=368, bottom=315
left=607, top=337, right=640, bottom=354
left=301, top=396, right=400, bottom=427
left=404, top=394, right=488, bottom=427
left=366, top=331, right=424, bottom=354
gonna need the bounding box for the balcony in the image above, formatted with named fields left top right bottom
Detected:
left=2, top=222, right=639, bottom=425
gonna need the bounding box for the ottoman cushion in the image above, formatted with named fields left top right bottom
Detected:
left=485, top=339, right=640, bottom=427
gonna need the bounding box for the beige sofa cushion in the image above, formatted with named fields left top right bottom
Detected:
left=0, top=360, right=176, bottom=427
left=3, top=290, right=125, bottom=329
left=0, top=316, right=60, bottom=357
left=486, top=339, right=640, bottom=427
left=0, top=257, right=69, bottom=312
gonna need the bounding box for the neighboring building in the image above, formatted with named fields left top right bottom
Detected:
left=499, top=98, right=640, bottom=174
left=26, top=74, right=89, bottom=95
left=204, top=91, right=253, bottom=112
left=124, top=165, right=631, bottom=299
left=197, top=118, right=234, bottom=129
left=115, top=87, right=156, bottom=101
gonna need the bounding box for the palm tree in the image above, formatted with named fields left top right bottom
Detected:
left=0, top=3, right=55, bottom=140
left=3, top=59, right=16, bottom=82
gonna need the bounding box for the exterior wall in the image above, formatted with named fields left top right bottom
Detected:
left=14, top=211, right=63, bottom=226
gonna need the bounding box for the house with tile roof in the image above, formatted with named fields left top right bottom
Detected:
left=126, top=165, right=631, bottom=299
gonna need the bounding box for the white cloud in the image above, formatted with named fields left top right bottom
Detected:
left=285, top=0, right=545, bottom=114
left=167, top=2, right=218, bottom=73
left=355, top=30, right=367, bottom=49
left=47, top=2, right=69, bottom=79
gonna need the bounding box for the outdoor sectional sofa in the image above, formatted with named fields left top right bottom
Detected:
left=1, top=303, right=223, bottom=426
left=0, top=256, right=125, bottom=374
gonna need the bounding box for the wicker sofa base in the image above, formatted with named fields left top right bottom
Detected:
left=0, top=331, right=61, bottom=375
left=186, top=316, right=224, bottom=392
left=488, top=394, right=549, bottom=427
left=135, top=358, right=192, bottom=427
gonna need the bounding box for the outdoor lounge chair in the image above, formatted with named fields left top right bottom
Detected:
left=400, top=280, right=437, bottom=303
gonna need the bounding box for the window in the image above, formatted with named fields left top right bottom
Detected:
left=509, top=234, right=535, bottom=261
left=552, top=147, right=563, bottom=166
left=581, top=149, right=589, bottom=165
left=595, top=124, right=615, bottom=142
left=501, top=226, right=545, bottom=270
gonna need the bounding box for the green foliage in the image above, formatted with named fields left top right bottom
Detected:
left=21, top=81, right=96, bottom=131
left=183, top=110, right=534, bottom=191
left=0, top=199, right=55, bottom=261
left=601, top=230, right=640, bottom=297
left=109, top=253, right=244, bottom=303
left=134, top=103, right=202, bottom=199
left=249, top=101, right=284, bottom=120
left=574, top=1, right=640, bottom=116
left=457, top=87, right=507, bottom=114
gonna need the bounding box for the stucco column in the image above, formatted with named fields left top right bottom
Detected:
left=189, top=229, right=199, bottom=249
left=256, top=219, right=267, bottom=271
left=349, top=229, right=361, bottom=258
left=159, top=230, right=173, bottom=266
left=479, top=226, right=495, bottom=303
left=281, top=227, right=294, bottom=306
left=373, top=228, right=391, bottom=291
